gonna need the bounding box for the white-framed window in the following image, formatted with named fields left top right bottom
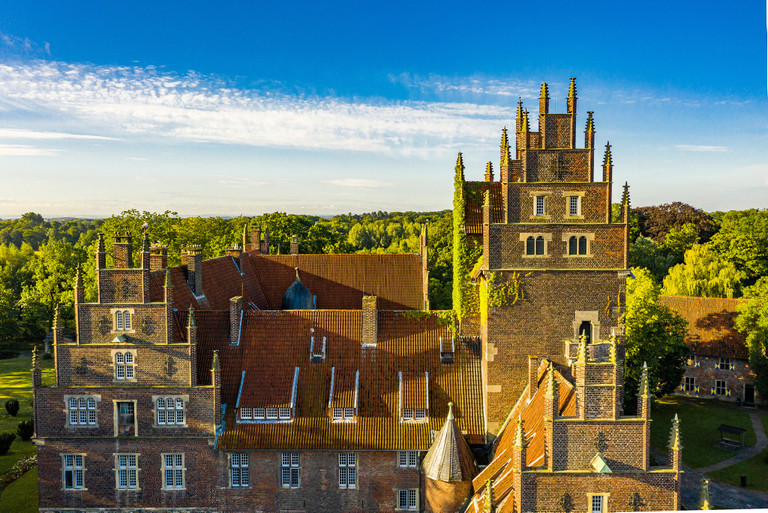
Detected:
left=568, top=195, right=580, bottom=217
left=240, top=407, right=253, bottom=420
left=716, top=380, right=727, bottom=396
left=684, top=376, right=696, bottom=392
left=156, top=397, right=185, bottom=426
left=332, top=407, right=356, bottom=421
left=115, top=401, right=136, bottom=437
left=281, top=453, right=300, bottom=488
left=535, top=196, right=546, bottom=216
left=62, top=454, right=84, bottom=490
left=230, top=453, right=249, bottom=488
left=115, top=310, right=132, bottom=331
left=338, top=453, right=357, bottom=489
left=402, top=408, right=413, bottom=421
left=592, top=495, right=604, bottom=513
left=67, top=396, right=98, bottom=427
left=398, top=451, right=419, bottom=468
left=114, top=351, right=135, bottom=380
left=719, top=357, right=733, bottom=371
left=267, top=407, right=279, bottom=420
left=397, top=489, right=418, bottom=510
left=162, top=453, right=185, bottom=489
left=401, top=408, right=426, bottom=422
left=115, top=454, right=138, bottom=490
left=254, top=408, right=265, bottom=419
left=279, top=408, right=291, bottom=419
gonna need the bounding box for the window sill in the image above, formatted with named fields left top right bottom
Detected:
left=521, top=254, right=550, bottom=258
left=563, top=254, right=593, bottom=258
left=63, top=487, right=88, bottom=492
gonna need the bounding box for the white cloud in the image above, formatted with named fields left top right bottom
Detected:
left=0, top=144, right=59, bottom=156
left=675, top=145, right=728, bottom=152
left=323, top=178, right=393, bottom=188
left=0, top=128, right=117, bottom=140
left=0, top=61, right=518, bottom=157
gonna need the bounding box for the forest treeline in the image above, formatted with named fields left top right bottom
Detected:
left=1, top=203, right=767, bottom=393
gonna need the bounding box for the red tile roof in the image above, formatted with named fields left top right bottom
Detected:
left=659, top=295, right=747, bottom=359
left=213, top=310, right=484, bottom=450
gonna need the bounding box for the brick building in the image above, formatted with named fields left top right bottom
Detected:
left=34, top=78, right=680, bottom=512
left=660, top=295, right=758, bottom=406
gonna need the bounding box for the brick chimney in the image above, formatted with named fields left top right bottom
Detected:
left=150, top=245, right=168, bottom=271
left=182, top=246, right=204, bottom=296
left=114, top=234, right=133, bottom=268
left=225, top=246, right=242, bottom=268
left=290, top=234, right=299, bottom=255
left=229, top=296, right=243, bottom=345
left=362, top=295, right=378, bottom=347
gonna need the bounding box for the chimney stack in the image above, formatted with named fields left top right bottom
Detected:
left=150, top=245, right=168, bottom=271
left=182, top=245, right=204, bottom=296
left=229, top=296, right=243, bottom=345
left=290, top=234, right=299, bottom=255
left=362, top=295, right=378, bottom=347
left=114, top=234, right=133, bottom=268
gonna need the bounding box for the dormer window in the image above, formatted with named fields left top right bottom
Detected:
left=399, top=371, right=429, bottom=423
left=439, top=337, right=455, bottom=364
left=328, top=367, right=359, bottom=422
left=238, top=367, right=299, bottom=423
left=310, top=329, right=326, bottom=362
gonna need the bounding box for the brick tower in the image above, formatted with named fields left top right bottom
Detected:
left=455, top=78, right=630, bottom=437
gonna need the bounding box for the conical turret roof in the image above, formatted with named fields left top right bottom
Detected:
left=421, top=402, right=477, bottom=482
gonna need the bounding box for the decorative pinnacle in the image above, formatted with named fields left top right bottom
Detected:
left=485, top=161, right=494, bottom=182
left=54, top=303, right=62, bottom=328
left=540, top=82, right=549, bottom=99
left=483, top=190, right=491, bottom=208
left=603, top=142, right=613, bottom=167
left=514, top=415, right=527, bottom=449
left=639, top=361, right=650, bottom=397
left=699, top=478, right=711, bottom=510
left=32, top=345, right=39, bottom=370
left=621, top=182, right=630, bottom=208
left=545, top=362, right=557, bottom=398
left=447, top=401, right=454, bottom=420
left=501, top=126, right=509, bottom=150
left=483, top=480, right=495, bottom=513
left=568, top=77, right=577, bottom=98
left=516, top=98, right=523, bottom=125
left=455, top=152, right=465, bottom=181
left=669, top=413, right=683, bottom=451
left=586, top=111, right=595, bottom=132
left=522, top=109, right=530, bottom=132
left=75, top=264, right=83, bottom=288
left=212, top=350, right=220, bottom=372
left=187, top=305, right=196, bottom=329
left=142, top=231, right=150, bottom=252
left=97, top=233, right=105, bottom=252
left=164, top=269, right=173, bottom=288
left=295, top=267, right=301, bottom=280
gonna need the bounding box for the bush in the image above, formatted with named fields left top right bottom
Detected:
left=0, top=350, right=19, bottom=360
left=16, top=420, right=33, bottom=441
left=42, top=352, right=53, bottom=360
left=0, top=432, right=15, bottom=455
left=4, top=399, right=19, bottom=417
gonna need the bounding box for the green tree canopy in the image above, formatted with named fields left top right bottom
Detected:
left=736, top=277, right=768, bottom=398
left=634, top=202, right=717, bottom=243
left=661, top=244, right=741, bottom=298
left=709, top=209, right=768, bottom=288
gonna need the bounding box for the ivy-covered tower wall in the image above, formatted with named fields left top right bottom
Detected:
left=456, top=79, right=630, bottom=437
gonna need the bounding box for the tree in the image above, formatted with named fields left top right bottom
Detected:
left=624, top=268, right=690, bottom=412
left=662, top=222, right=699, bottom=262
left=735, top=277, right=768, bottom=398
left=634, top=202, right=717, bottom=243
left=661, top=244, right=741, bottom=298
left=709, top=209, right=768, bottom=288
left=629, top=236, right=677, bottom=284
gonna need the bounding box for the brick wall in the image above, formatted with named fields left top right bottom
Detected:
left=483, top=270, right=627, bottom=434
left=678, top=355, right=760, bottom=403
left=76, top=303, right=171, bottom=345
left=506, top=182, right=610, bottom=224
left=552, top=419, right=646, bottom=471
left=97, top=269, right=149, bottom=304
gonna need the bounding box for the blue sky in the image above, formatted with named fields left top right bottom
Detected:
left=0, top=1, right=765, bottom=217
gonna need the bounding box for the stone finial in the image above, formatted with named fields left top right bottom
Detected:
left=455, top=152, right=465, bottom=181
left=483, top=190, right=491, bottom=208
left=577, top=334, right=587, bottom=363
left=187, top=305, right=196, bottom=329
left=516, top=98, right=523, bottom=123
left=621, top=181, right=630, bottom=208
left=53, top=304, right=62, bottom=328
left=447, top=401, right=454, bottom=420
left=603, top=142, right=613, bottom=167
left=97, top=232, right=105, bottom=252
left=75, top=264, right=83, bottom=288
left=483, top=479, right=495, bottom=513
left=540, top=82, right=549, bottom=99
left=142, top=231, right=150, bottom=252
left=501, top=126, right=509, bottom=150
left=669, top=413, right=683, bottom=451
left=485, top=161, right=494, bottom=182
left=521, top=109, right=530, bottom=132
left=586, top=111, right=595, bottom=132
left=639, top=361, right=650, bottom=397
left=514, top=415, right=526, bottom=449
left=568, top=77, right=577, bottom=98
left=609, top=334, right=618, bottom=362
left=212, top=350, right=220, bottom=372
left=32, top=345, right=39, bottom=370
left=295, top=267, right=301, bottom=281
left=699, top=478, right=711, bottom=510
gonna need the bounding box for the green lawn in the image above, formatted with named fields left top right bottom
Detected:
left=651, top=396, right=756, bottom=469
left=0, top=356, right=53, bottom=508
left=708, top=449, right=768, bottom=492
left=0, top=466, right=39, bottom=513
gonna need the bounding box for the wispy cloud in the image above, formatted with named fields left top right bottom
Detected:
left=0, top=144, right=59, bottom=156
left=675, top=144, right=728, bottom=152
left=323, top=178, right=393, bottom=188
left=0, top=61, right=517, bottom=157
left=0, top=128, right=117, bottom=140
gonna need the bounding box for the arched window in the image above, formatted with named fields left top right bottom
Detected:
left=535, top=236, right=545, bottom=255
left=526, top=236, right=535, bottom=255
left=115, top=351, right=135, bottom=380
left=115, top=310, right=132, bottom=331
left=578, top=236, right=588, bottom=255
left=568, top=236, right=578, bottom=255
left=578, top=321, right=592, bottom=344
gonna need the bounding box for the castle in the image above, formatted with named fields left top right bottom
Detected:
left=34, top=79, right=681, bottom=512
